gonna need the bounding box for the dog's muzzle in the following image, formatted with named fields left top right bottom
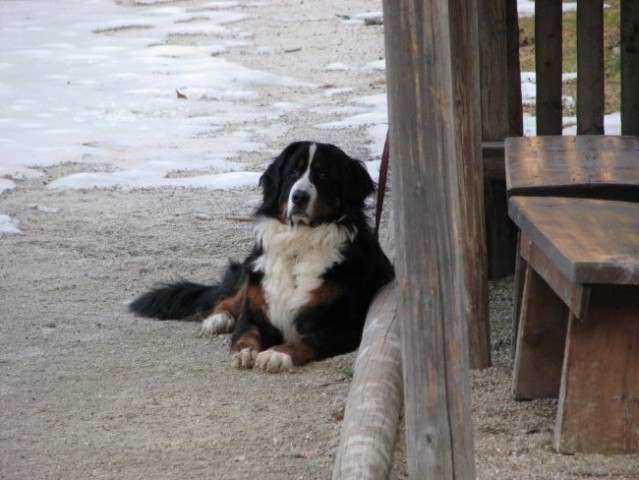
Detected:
left=287, top=188, right=312, bottom=226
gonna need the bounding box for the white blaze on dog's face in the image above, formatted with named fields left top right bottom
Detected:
left=286, top=143, right=318, bottom=226
left=257, top=141, right=375, bottom=228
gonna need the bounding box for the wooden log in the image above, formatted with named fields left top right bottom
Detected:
left=332, top=228, right=403, bottom=480
left=577, top=0, right=604, bottom=134
left=331, top=285, right=402, bottom=480
left=383, top=0, right=478, bottom=477
left=535, top=0, right=563, bottom=135
left=621, top=0, right=639, bottom=135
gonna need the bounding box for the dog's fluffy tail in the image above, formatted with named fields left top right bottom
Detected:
left=128, top=261, right=244, bottom=321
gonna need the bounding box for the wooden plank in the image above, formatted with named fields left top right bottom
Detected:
left=509, top=197, right=639, bottom=284
left=512, top=264, right=568, bottom=400
left=535, top=0, right=563, bottom=135
left=478, top=0, right=509, bottom=141
left=621, top=0, right=639, bottom=136
left=505, top=0, right=523, bottom=137
left=577, top=0, right=604, bottom=134
left=505, top=136, right=639, bottom=201
left=555, top=286, right=639, bottom=454
left=383, top=0, right=477, bottom=477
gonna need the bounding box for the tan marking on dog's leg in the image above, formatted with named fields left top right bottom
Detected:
left=200, top=279, right=248, bottom=336
left=303, top=283, right=342, bottom=311
left=230, top=330, right=263, bottom=369
left=246, top=284, right=267, bottom=311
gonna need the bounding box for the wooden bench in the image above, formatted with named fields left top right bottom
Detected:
left=509, top=196, right=639, bottom=455
left=506, top=135, right=639, bottom=357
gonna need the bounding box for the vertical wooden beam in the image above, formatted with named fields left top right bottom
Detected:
left=383, top=0, right=478, bottom=478
left=462, top=0, right=492, bottom=368
left=535, top=0, right=563, bottom=135
left=478, top=0, right=519, bottom=281
left=621, top=0, right=639, bottom=135
left=478, top=0, right=509, bottom=141
left=577, top=0, right=604, bottom=134
left=506, top=0, right=524, bottom=137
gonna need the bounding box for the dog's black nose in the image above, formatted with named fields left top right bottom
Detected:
left=291, top=190, right=310, bottom=207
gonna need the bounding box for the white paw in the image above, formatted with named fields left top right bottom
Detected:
left=255, top=350, right=294, bottom=373
left=200, top=312, right=235, bottom=336
left=231, top=348, right=258, bottom=369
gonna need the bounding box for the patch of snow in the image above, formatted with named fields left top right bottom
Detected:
left=0, top=214, right=22, bottom=235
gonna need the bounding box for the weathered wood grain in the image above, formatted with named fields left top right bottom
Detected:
left=621, top=0, right=639, bottom=136
left=535, top=0, right=563, bottom=135
left=332, top=226, right=402, bottom=480
left=512, top=264, right=568, bottom=400
left=509, top=196, right=639, bottom=284
left=555, top=287, right=639, bottom=454
left=505, top=136, right=639, bottom=201
left=383, top=0, right=479, bottom=477
left=577, top=0, right=604, bottom=135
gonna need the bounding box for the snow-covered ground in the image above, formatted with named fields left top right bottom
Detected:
left=0, top=0, right=622, bottom=234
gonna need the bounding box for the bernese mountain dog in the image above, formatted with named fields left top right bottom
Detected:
left=129, top=141, right=394, bottom=373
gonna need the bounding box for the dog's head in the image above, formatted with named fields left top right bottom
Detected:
left=257, top=141, right=375, bottom=227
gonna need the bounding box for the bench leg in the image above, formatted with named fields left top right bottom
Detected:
left=511, top=232, right=527, bottom=359
left=512, top=264, right=569, bottom=400
left=554, top=286, right=639, bottom=454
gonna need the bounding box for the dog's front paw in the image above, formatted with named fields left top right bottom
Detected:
left=255, top=350, right=294, bottom=373
left=200, top=312, right=235, bottom=336
left=231, top=348, right=258, bottom=369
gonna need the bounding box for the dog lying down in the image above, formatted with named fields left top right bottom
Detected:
left=129, top=141, right=394, bottom=373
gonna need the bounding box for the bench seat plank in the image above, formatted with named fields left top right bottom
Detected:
left=508, top=196, right=639, bottom=284
left=505, top=135, right=639, bottom=201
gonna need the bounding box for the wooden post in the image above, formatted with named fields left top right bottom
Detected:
left=478, top=0, right=521, bottom=281
left=577, top=0, right=604, bottom=134
left=462, top=0, right=492, bottom=369
left=383, top=0, right=478, bottom=478
left=621, top=0, right=639, bottom=135
left=535, top=0, right=563, bottom=135
left=506, top=0, right=524, bottom=137
left=478, top=0, right=509, bottom=142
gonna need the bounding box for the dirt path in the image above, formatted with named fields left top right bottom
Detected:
left=1, top=2, right=638, bottom=479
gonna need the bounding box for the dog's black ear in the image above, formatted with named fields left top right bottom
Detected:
left=259, top=154, right=283, bottom=208
left=342, top=156, right=375, bottom=207
left=258, top=142, right=301, bottom=213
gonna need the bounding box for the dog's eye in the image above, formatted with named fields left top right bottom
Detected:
left=317, top=171, right=328, bottom=181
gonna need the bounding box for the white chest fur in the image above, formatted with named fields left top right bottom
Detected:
left=252, top=218, right=355, bottom=341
